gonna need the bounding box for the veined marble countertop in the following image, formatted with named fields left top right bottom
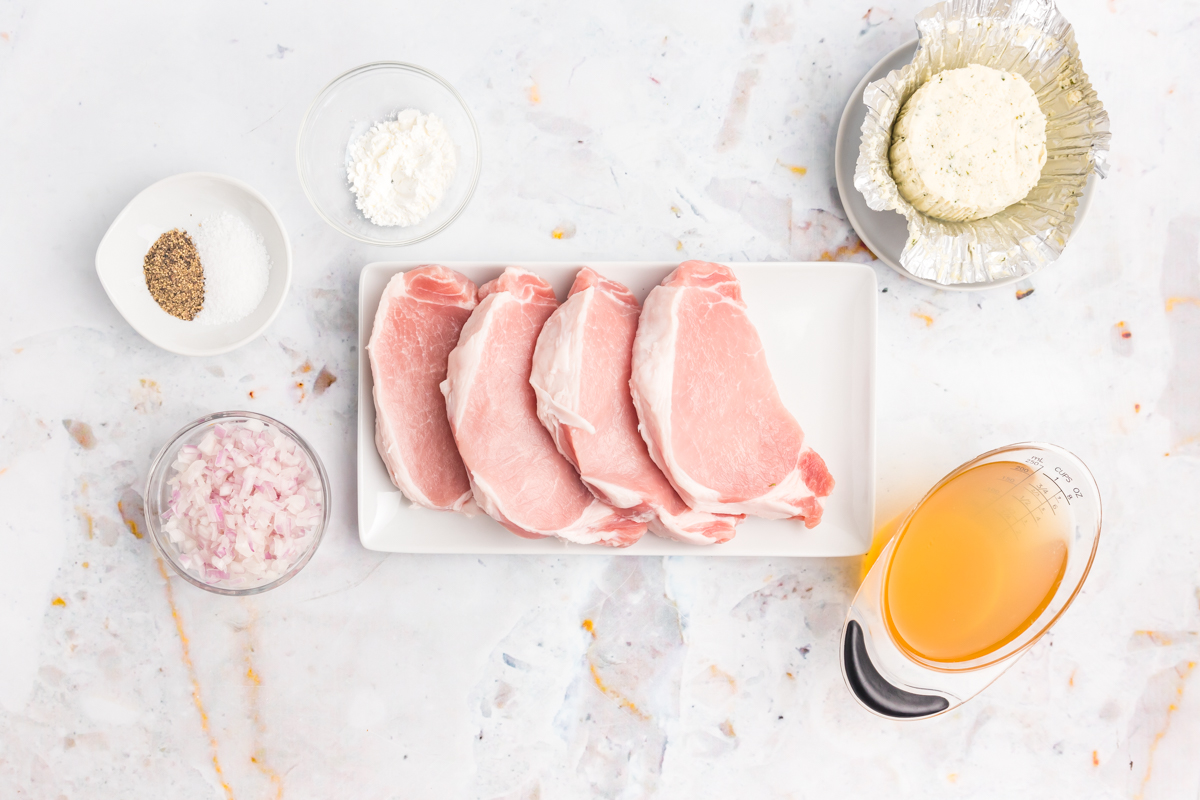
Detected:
left=1, top=1, right=1198, bottom=797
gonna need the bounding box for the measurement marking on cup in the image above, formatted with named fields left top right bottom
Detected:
left=1019, top=481, right=1059, bottom=523
left=992, top=465, right=1042, bottom=503
left=986, top=465, right=1049, bottom=533
left=1045, top=474, right=1073, bottom=505
left=995, top=465, right=1081, bottom=529
left=977, top=463, right=1082, bottom=533
left=1023, top=479, right=1065, bottom=520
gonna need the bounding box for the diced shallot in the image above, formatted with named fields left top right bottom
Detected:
left=163, top=420, right=323, bottom=588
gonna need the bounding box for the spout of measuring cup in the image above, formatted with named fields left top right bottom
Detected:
left=842, top=620, right=950, bottom=719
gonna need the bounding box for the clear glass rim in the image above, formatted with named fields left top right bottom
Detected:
left=295, top=60, right=483, bottom=247
left=144, top=410, right=331, bottom=596
left=880, top=441, right=1103, bottom=673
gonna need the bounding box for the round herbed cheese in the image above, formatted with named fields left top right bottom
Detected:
left=889, top=64, right=1047, bottom=223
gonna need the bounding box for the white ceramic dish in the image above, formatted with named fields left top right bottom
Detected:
left=833, top=39, right=1096, bottom=291
left=297, top=62, right=482, bottom=246
left=95, top=172, right=292, bottom=356
left=358, top=262, right=877, bottom=557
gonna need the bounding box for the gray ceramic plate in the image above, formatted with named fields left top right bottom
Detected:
left=833, top=39, right=1096, bottom=291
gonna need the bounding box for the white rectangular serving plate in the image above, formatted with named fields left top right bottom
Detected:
left=358, top=262, right=876, bottom=557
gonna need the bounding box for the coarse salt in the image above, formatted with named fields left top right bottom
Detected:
left=347, top=109, right=457, bottom=227
left=190, top=212, right=271, bottom=326
left=163, top=419, right=323, bottom=588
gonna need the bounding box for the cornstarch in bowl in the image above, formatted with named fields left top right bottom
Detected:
left=347, top=109, right=457, bottom=227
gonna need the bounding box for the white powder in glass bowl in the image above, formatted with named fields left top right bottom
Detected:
left=347, top=109, right=457, bottom=227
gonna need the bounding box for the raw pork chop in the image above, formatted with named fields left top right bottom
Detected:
left=630, top=261, right=834, bottom=526
left=442, top=267, right=646, bottom=546
left=530, top=268, right=740, bottom=545
left=369, top=265, right=477, bottom=512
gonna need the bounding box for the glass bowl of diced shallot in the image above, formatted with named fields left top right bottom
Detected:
left=145, top=411, right=330, bottom=595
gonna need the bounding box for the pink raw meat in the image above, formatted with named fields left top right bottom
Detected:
left=442, top=267, right=646, bottom=547
left=630, top=260, right=834, bottom=527
left=368, top=265, right=478, bottom=511
left=530, top=268, right=740, bottom=545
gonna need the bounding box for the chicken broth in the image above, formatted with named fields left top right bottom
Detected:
left=883, top=461, right=1069, bottom=664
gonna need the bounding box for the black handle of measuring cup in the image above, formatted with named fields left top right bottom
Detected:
left=843, top=620, right=949, bottom=719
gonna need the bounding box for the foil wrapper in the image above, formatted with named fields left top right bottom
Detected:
left=854, top=0, right=1110, bottom=286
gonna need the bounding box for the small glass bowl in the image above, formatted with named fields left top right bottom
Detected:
left=144, top=411, right=330, bottom=596
left=296, top=61, right=482, bottom=246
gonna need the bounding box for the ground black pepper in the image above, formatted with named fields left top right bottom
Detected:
left=143, top=229, right=204, bottom=320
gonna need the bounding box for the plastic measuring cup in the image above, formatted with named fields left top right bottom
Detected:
left=840, top=442, right=1102, bottom=719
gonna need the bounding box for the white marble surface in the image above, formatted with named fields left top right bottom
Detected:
left=1, top=0, right=1198, bottom=797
